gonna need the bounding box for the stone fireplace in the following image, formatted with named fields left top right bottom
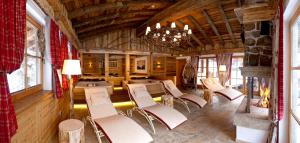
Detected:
left=242, top=21, right=273, bottom=113
left=234, top=1, right=276, bottom=141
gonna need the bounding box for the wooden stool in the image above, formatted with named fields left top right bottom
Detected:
left=162, top=95, right=174, bottom=108
left=203, top=89, right=213, bottom=104
left=59, top=119, right=85, bottom=143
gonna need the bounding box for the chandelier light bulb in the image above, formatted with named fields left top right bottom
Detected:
left=156, top=23, right=161, bottom=29
left=145, top=26, right=151, bottom=35
left=184, top=25, right=189, bottom=31
left=188, top=29, right=192, bottom=35
left=162, top=37, right=166, bottom=41
left=166, top=30, right=170, bottom=35
left=173, top=38, right=177, bottom=42
left=171, top=22, right=176, bottom=28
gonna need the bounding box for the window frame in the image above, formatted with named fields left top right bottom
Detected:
left=289, top=6, right=300, bottom=142
left=11, top=15, right=43, bottom=99
left=197, top=56, right=217, bottom=85
left=197, top=58, right=207, bottom=83
left=229, top=56, right=244, bottom=88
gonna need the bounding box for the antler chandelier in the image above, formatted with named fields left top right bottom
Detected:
left=144, top=22, right=192, bottom=49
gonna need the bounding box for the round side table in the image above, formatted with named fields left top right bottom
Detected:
left=203, top=89, right=213, bottom=105
left=162, top=94, right=174, bottom=108
left=59, top=119, right=85, bottom=143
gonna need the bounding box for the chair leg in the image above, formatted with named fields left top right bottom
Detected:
left=176, top=99, right=191, bottom=113
left=87, top=116, right=103, bottom=143
left=183, top=101, right=191, bottom=113
left=138, top=110, right=156, bottom=134
left=127, top=109, right=133, bottom=117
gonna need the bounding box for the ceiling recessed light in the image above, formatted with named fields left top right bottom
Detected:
left=151, top=5, right=155, bottom=8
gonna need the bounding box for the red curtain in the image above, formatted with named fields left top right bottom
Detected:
left=50, top=20, right=63, bottom=98
left=61, top=34, right=69, bottom=90
left=0, top=0, right=26, bottom=142
left=278, top=0, right=283, bottom=121
left=216, top=53, right=233, bottom=83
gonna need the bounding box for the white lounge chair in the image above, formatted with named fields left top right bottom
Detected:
left=162, top=80, right=207, bottom=113
left=127, top=84, right=187, bottom=134
left=200, top=78, right=243, bottom=101
left=85, top=87, right=153, bottom=143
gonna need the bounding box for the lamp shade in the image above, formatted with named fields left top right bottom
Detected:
left=62, top=60, right=82, bottom=75
left=219, top=65, right=227, bottom=72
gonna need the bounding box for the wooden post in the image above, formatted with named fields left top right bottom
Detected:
left=246, top=76, right=253, bottom=113
left=147, top=55, right=151, bottom=77
left=125, top=54, right=130, bottom=81
left=105, top=53, right=109, bottom=81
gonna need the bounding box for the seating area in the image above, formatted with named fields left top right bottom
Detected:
left=1, top=0, right=299, bottom=143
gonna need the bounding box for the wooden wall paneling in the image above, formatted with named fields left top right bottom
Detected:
left=130, top=55, right=135, bottom=74
left=11, top=91, right=69, bottom=143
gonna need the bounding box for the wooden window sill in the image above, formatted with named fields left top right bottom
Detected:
left=13, top=90, right=53, bottom=115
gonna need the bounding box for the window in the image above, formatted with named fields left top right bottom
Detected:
left=197, top=58, right=206, bottom=84
left=290, top=15, right=300, bottom=143
left=197, top=57, right=217, bottom=84
left=230, top=57, right=243, bottom=88
left=7, top=17, right=42, bottom=93
left=207, top=58, right=217, bottom=78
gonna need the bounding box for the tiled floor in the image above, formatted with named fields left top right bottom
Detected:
left=74, top=90, right=244, bottom=143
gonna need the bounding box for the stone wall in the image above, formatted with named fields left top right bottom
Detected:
left=243, top=21, right=273, bottom=66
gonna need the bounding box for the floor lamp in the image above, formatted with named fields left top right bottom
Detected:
left=62, top=59, right=82, bottom=117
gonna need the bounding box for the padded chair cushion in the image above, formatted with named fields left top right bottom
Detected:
left=181, top=94, right=207, bottom=108
left=162, top=80, right=183, bottom=98
left=143, top=104, right=187, bottom=129
left=215, top=88, right=243, bottom=101
left=94, top=115, right=153, bottom=143
left=90, top=92, right=110, bottom=106
left=85, top=87, right=118, bottom=119
left=132, top=86, right=156, bottom=108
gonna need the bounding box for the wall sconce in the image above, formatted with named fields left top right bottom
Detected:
left=156, top=61, right=161, bottom=68
left=88, top=61, right=92, bottom=68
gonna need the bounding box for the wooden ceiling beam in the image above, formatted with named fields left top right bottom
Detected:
left=185, top=47, right=244, bottom=56
left=218, top=4, right=237, bottom=45
left=202, top=10, right=224, bottom=44
left=78, top=22, right=141, bottom=39
left=178, top=20, right=204, bottom=48
left=187, top=15, right=213, bottom=45
left=69, top=2, right=124, bottom=19
left=68, top=1, right=172, bottom=19
left=74, top=14, right=120, bottom=28
left=73, top=10, right=158, bottom=28
left=77, top=17, right=148, bottom=34
left=35, top=0, right=81, bottom=49
left=137, top=0, right=219, bottom=36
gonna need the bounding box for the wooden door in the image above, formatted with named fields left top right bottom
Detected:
left=176, top=59, right=186, bottom=87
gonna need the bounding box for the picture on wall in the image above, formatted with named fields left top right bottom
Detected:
left=135, top=56, right=147, bottom=73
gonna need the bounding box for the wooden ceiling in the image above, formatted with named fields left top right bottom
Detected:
left=58, top=0, right=243, bottom=48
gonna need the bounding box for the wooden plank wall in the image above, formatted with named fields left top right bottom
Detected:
left=11, top=91, right=69, bottom=143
